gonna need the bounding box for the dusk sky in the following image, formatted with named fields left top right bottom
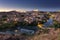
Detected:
left=0, top=0, right=60, bottom=11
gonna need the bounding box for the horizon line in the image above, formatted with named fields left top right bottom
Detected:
left=0, top=9, right=60, bottom=12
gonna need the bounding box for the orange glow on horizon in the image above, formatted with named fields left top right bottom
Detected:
left=0, top=8, right=13, bottom=12
left=0, top=8, right=27, bottom=12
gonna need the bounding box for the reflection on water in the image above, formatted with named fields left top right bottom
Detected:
left=44, top=18, right=53, bottom=27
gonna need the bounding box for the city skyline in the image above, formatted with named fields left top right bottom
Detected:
left=0, top=0, right=60, bottom=12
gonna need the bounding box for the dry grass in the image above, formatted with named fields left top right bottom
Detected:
left=25, top=28, right=60, bottom=40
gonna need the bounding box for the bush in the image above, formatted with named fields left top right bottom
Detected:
left=53, top=20, right=60, bottom=28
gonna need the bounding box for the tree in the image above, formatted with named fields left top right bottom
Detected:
left=2, top=15, right=7, bottom=18
left=53, top=20, right=60, bottom=28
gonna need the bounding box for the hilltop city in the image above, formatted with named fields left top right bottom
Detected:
left=0, top=9, right=60, bottom=40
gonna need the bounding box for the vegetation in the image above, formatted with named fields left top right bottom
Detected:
left=0, top=21, right=17, bottom=30
left=53, top=20, right=60, bottom=28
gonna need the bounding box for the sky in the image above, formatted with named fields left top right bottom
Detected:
left=0, top=0, right=60, bottom=11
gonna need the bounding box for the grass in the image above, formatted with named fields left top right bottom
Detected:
left=57, top=32, right=60, bottom=40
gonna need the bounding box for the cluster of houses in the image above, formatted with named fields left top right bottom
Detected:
left=0, top=10, right=60, bottom=35
left=0, top=10, right=48, bottom=24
